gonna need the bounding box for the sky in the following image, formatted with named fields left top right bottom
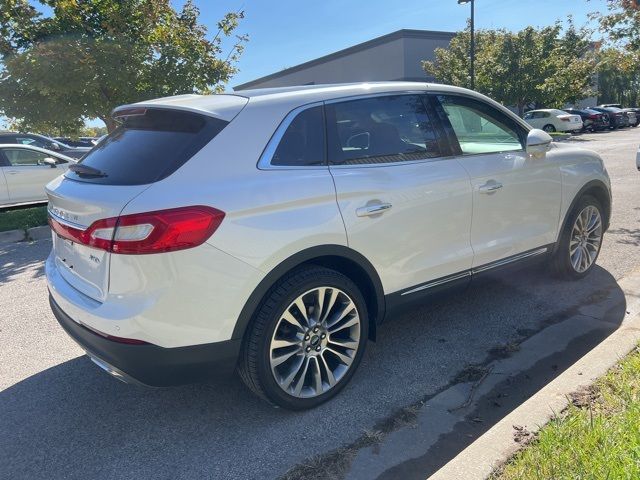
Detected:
left=184, top=0, right=611, bottom=88
left=12, top=0, right=612, bottom=129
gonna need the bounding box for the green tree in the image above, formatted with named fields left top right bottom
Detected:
left=596, top=47, right=640, bottom=105
left=593, top=0, right=640, bottom=52
left=423, top=22, right=595, bottom=115
left=0, top=0, right=247, bottom=133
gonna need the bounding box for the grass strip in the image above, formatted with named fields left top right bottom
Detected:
left=494, top=345, right=640, bottom=479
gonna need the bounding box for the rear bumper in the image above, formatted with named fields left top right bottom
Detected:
left=50, top=294, right=241, bottom=387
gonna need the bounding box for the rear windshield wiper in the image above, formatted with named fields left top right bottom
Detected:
left=68, top=164, right=108, bottom=178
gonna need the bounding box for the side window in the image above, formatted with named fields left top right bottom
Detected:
left=325, top=95, right=442, bottom=165
left=271, top=106, right=325, bottom=167
left=437, top=95, right=524, bottom=155
left=3, top=148, right=49, bottom=166
left=15, top=136, right=42, bottom=147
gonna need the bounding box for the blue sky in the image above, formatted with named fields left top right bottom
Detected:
left=181, top=0, right=611, bottom=88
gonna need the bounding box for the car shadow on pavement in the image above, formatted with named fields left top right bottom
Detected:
left=0, top=264, right=627, bottom=480
left=0, top=241, right=47, bottom=286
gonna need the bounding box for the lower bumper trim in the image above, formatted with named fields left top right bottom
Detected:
left=49, top=294, right=242, bottom=387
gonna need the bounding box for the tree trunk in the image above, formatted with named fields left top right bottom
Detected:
left=100, top=116, right=118, bottom=133
left=517, top=103, right=525, bottom=117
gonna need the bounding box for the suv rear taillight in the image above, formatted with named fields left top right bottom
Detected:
left=49, top=206, right=225, bottom=254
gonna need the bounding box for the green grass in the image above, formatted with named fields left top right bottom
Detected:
left=494, top=346, right=640, bottom=480
left=0, top=206, right=48, bottom=232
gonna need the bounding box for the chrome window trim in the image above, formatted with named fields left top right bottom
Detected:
left=257, top=101, right=326, bottom=171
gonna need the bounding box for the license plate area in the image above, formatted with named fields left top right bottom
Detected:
left=53, top=233, right=109, bottom=301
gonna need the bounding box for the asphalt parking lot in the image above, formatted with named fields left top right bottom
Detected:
left=1, top=128, right=639, bottom=480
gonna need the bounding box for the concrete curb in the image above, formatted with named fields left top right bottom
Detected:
left=0, top=225, right=50, bottom=244
left=429, top=271, right=640, bottom=480
left=27, top=225, right=51, bottom=241
left=0, top=229, right=26, bottom=243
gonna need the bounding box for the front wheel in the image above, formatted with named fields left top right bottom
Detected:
left=238, top=266, right=368, bottom=410
left=551, top=195, right=604, bottom=279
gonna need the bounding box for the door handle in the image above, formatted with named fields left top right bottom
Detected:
left=356, top=203, right=393, bottom=217
left=6, top=171, right=18, bottom=175
left=478, top=181, right=503, bottom=194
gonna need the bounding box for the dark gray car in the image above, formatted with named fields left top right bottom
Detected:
left=0, top=132, right=90, bottom=159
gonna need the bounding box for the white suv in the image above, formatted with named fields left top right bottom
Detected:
left=45, top=83, right=611, bottom=410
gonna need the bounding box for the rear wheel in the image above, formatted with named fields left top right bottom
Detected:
left=238, top=266, right=368, bottom=410
left=543, top=124, right=556, bottom=133
left=551, top=195, right=604, bottom=279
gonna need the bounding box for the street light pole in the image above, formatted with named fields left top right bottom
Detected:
left=458, top=0, right=475, bottom=90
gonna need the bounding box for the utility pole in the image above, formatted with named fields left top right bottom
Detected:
left=457, top=0, right=475, bottom=90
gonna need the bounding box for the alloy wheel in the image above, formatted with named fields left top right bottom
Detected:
left=269, top=287, right=361, bottom=398
left=569, top=205, right=602, bottom=273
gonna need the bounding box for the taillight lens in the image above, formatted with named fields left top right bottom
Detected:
left=49, top=206, right=225, bottom=255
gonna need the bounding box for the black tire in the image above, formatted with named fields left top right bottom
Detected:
left=543, top=124, right=556, bottom=133
left=551, top=195, right=604, bottom=280
left=238, top=265, right=369, bottom=410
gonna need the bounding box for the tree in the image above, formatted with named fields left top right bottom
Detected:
left=596, top=47, right=640, bottom=105
left=0, top=0, right=247, bottom=133
left=593, top=0, right=640, bottom=52
left=423, top=22, right=596, bottom=115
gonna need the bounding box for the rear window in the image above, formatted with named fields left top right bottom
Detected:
left=66, top=108, right=228, bottom=185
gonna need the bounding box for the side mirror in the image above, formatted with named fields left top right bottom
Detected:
left=43, top=157, right=58, bottom=168
left=526, top=129, right=553, bottom=158
left=49, top=142, right=61, bottom=151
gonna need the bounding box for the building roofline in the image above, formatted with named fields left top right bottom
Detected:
left=234, top=29, right=456, bottom=90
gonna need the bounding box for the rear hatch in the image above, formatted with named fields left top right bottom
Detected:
left=47, top=98, right=246, bottom=302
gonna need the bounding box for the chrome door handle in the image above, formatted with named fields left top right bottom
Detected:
left=6, top=171, right=18, bottom=175
left=356, top=203, right=393, bottom=217
left=478, top=181, right=503, bottom=194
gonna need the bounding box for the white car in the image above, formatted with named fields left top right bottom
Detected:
left=0, top=144, right=75, bottom=208
left=523, top=109, right=583, bottom=133
left=45, top=83, right=611, bottom=410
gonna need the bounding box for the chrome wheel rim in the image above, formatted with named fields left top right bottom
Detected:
left=269, top=287, right=361, bottom=398
left=570, top=205, right=602, bottom=273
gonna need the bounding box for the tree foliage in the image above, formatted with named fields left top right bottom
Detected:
left=0, top=0, right=247, bottom=133
left=596, top=48, right=640, bottom=105
left=423, top=22, right=596, bottom=115
left=593, top=0, right=640, bottom=52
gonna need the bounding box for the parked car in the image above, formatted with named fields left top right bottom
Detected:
left=637, top=145, right=640, bottom=172
left=563, top=108, right=610, bottom=132
left=53, top=137, right=95, bottom=148
left=610, top=107, right=631, bottom=127
left=622, top=108, right=640, bottom=127
left=599, top=103, right=623, bottom=109
left=0, top=144, right=75, bottom=208
left=0, top=132, right=90, bottom=159
left=591, top=107, right=626, bottom=129
left=45, top=83, right=611, bottom=409
left=523, top=109, right=583, bottom=133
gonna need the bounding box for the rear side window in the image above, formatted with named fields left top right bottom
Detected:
left=271, top=106, right=325, bottom=166
left=326, top=95, right=442, bottom=165
left=67, top=108, right=228, bottom=185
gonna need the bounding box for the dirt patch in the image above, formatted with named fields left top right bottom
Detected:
left=569, top=384, right=599, bottom=408
left=512, top=424, right=533, bottom=444
left=454, top=365, right=490, bottom=383
left=489, top=342, right=521, bottom=360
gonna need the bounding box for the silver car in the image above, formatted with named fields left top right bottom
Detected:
left=0, top=144, right=75, bottom=208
